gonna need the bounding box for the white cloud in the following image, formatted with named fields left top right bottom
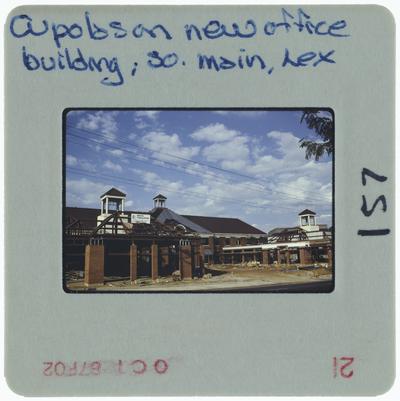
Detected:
left=318, top=213, right=332, bottom=226
left=67, top=115, right=332, bottom=230
left=219, top=159, right=248, bottom=171
left=174, top=175, right=272, bottom=218
left=66, top=154, right=78, bottom=166
left=66, top=178, right=111, bottom=206
left=135, top=111, right=160, bottom=120
left=189, top=129, right=331, bottom=217
left=202, top=135, right=250, bottom=170
left=130, top=169, right=185, bottom=209
left=135, top=128, right=331, bottom=222
left=67, top=176, right=132, bottom=208
left=66, top=154, right=96, bottom=172
left=267, top=130, right=304, bottom=161
left=76, top=111, right=119, bottom=142
left=104, top=160, right=122, bottom=172
left=138, top=131, right=200, bottom=163
left=277, top=176, right=319, bottom=202
left=108, top=149, right=124, bottom=157
left=133, top=111, right=163, bottom=134
left=134, top=120, right=150, bottom=129
left=246, top=131, right=331, bottom=179
left=125, top=200, right=134, bottom=208
left=130, top=127, right=331, bottom=220
left=190, top=123, right=241, bottom=142
left=211, top=111, right=229, bottom=115
left=80, top=160, right=96, bottom=172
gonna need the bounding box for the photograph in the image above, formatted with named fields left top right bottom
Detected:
left=63, top=108, right=333, bottom=292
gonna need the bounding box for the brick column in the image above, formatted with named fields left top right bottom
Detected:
left=199, top=254, right=204, bottom=269
left=161, top=246, right=169, bottom=269
left=327, top=246, right=333, bottom=266
left=180, top=244, right=192, bottom=280
left=193, top=241, right=201, bottom=268
left=299, top=247, right=312, bottom=265
left=276, top=249, right=281, bottom=265
left=151, top=243, right=158, bottom=280
left=285, top=250, right=290, bottom=264
left=84, top=244, right=104, bottom=286
left=194, top=240, right=204, bottom=276
left=262, top=250, right=269, bottom=265
left=130, top=243, right=138, bottom=283
left=208, top=237, right=215, bottom=265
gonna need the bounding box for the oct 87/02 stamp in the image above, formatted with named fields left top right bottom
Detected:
left=4, top=4, right=395, bottom=396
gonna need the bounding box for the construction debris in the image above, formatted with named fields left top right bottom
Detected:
left=172, top=270, right=182, bottom=281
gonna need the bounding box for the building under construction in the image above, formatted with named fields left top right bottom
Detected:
left=64, top=188, right=332, bottom=287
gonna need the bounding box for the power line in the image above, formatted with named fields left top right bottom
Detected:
left=66, top=167, right=332, bottom=215
left=66, top=124, right=331, bottom=202
left=67, top=122, right=330, bottom=199
left=68, top=134, right=326, bottom=206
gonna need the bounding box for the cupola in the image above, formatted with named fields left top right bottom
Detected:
left=298, top=209, right=317, bottom=232
left=100, top=187, right=126, bottom=215
left=153, top=193, right=167, bottom=208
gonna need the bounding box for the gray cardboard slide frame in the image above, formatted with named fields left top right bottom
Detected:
left=4, top=4, right=395, bottom=396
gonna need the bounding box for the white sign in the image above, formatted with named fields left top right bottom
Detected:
left=131, top=213, right=151, bottom=224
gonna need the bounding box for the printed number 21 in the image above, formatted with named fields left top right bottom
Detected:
left=333, top=356, right=354, bottom=379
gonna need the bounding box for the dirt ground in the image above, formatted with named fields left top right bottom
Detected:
left=66, top=263, right=333, bottom=292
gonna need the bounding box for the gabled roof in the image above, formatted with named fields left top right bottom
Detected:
left=151, top=208, right=210, bottom=233
left=65, top=207, right=100, bottom=230
left=65, top=206, right=267, bottom=236
left=150, top=207, right=165, bottom=219
left=182, top=215, right=266, bottom=235
left=298, top=209, right=316, bottom=216
left=153, top=193, right=167, bottom=200
left=101, top=187, right=126, bottom=198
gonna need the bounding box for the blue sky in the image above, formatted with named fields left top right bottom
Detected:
left=65, top=109, right=333, bottom=232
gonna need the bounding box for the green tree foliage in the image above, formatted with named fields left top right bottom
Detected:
left=299, top=110, right=334, bottom=160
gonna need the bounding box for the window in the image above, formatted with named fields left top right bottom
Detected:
left=310, top=216, right=315, bottom=225
left=108, top=200, right=120, bottom=211
left=108, top=202, right=113, bottom=211
left=301, top=216, right=308, bottom=226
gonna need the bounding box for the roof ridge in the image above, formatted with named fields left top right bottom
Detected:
left=183, top=214, right=239, bottom=219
